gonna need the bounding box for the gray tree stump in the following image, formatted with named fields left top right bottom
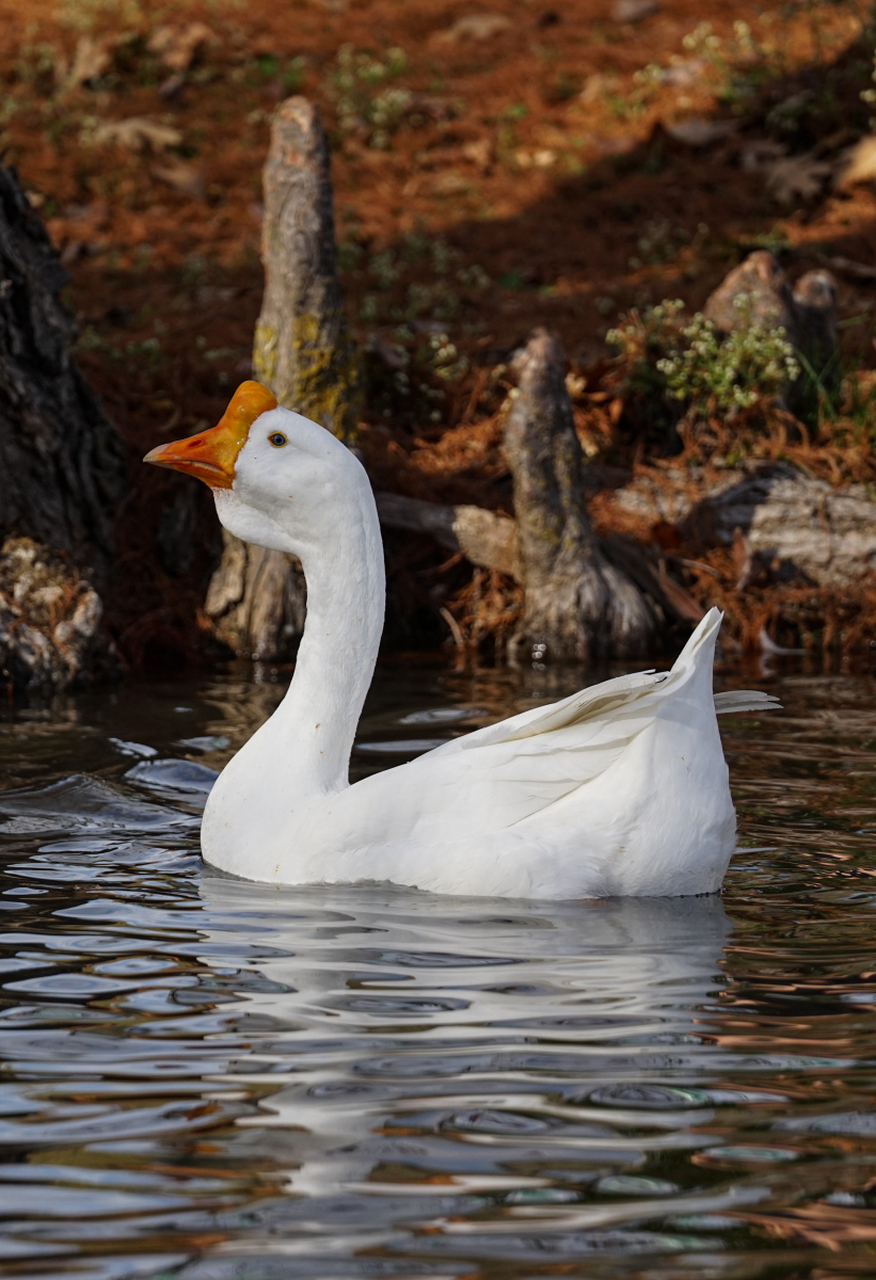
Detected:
left=0, top=164, right=126, bottom=690
left=204, top=530, right=306, bottom=663
left=504, top=329, right=657, bottom=663
left=252, top=97, right=361, bottom=437
left=703, top=250, right=797, bottom=335
left=204, top=98, right=362, bottom=660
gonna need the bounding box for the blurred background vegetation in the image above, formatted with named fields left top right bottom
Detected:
left=3, top=0, right=876, bottom=666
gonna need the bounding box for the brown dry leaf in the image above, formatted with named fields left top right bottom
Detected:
left=655, top=57, right=704, bottom=87
left=152, top=161, right=205, bottom=198
left=147, top=22, right=213, bottom=73
left=67, top=36, right=113, bottom=88
left=430, top=14, right=512, bottom=46
left=430, top=170, right=471, bottom=195
left=512, top=146, right=556, bottom=169
left=611, top=0, right=659, bottom=22
left=834, top=135, right=876, bottom=191
left=765, top=152, right=831, bottom=205
left=664, top=118, right=739, bottom=147
left=91, top=117, right=183, bottom=152
left=579, top=72, right=620, bottom=102
left=45, top=200, right=109, bottom=252
left=462, top=138, right=492, bottom=170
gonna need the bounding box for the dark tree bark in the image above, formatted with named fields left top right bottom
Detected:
left=504, top=329, right=657, bottom=663
left=790, top=268, right=839, bottom=415
left=0, top=165, right=124, bottom=577
left=0, top=164, right=126, bottom=690
left=205, top=98, right=362, bottom=660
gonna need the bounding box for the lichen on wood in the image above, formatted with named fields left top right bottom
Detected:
left=251, top=98, right=362, bottom=441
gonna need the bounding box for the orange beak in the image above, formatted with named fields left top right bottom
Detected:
left=143, top=381, right=278, bottom=489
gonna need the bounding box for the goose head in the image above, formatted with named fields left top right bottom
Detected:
left=143, top=381, right=365, bottom=558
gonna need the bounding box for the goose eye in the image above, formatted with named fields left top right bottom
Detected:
left=268, top=432, right=287, bottom=448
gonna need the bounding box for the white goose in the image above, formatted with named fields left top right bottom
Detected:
left=145, top=382, right=777, bottom=899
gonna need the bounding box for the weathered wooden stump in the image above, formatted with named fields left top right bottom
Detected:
left=205, top=98, right=362, bottom=660
left=0, top=164, right=125, bottom=690
left=504, top=329, right=657, bottom=663
left=703, top=250, right=797, bottom=336
left=252, top=98, right=362, bottom=436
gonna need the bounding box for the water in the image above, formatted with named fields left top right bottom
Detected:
left=1, top=656, right=876, bottom=1279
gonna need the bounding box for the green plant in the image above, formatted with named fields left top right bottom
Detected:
left=249, top=53, right=305, bottom=92
left=679, top=18, right=775, bottom=108
left=329, top=44, right=411, bottom=148
left=366, top=325, right=469, bottom=425
left=608, top=295, right=800, bottom=417
left=354, top=235, right=486, bottom=330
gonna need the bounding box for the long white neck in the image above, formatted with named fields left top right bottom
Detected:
left=214, top=473, right=385, bottom=806
left=281, top=488, right=385, bottom=793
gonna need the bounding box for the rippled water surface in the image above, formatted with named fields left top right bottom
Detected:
left=2, top=656, right=876, bottom=1279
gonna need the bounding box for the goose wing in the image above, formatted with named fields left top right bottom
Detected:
left=339, top=609, right=779, bottom=850
left=402, top=609, right=777, bottom=831
left=391, top=611, right=722, bottom=835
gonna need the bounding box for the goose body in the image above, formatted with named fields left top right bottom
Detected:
left=146, top=382, right=777, bottom=899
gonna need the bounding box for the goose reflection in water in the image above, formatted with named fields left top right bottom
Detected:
left=197, top=875, right=732, bottom=1207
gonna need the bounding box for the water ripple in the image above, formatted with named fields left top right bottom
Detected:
left=0, top=664, right=874, bottom=1275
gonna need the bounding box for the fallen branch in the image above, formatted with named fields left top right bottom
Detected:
left=814, top=251, right=876, bottom=282
left=684, top=463, right=876, bottom=585
left=375, top=489, right=703, bottom=627
left=374, top=491, right=520, bottom=578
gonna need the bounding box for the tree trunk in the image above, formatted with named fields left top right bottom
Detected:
left=0, top=164, right=126, bottom=690
left=504, top=329, right=657, bottom=663
left=204, top=98, right=362, bottom=660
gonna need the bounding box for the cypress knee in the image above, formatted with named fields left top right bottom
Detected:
left=206, top=98, right=362, bottom=660
left=504, top=329, right=656, bottom=664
